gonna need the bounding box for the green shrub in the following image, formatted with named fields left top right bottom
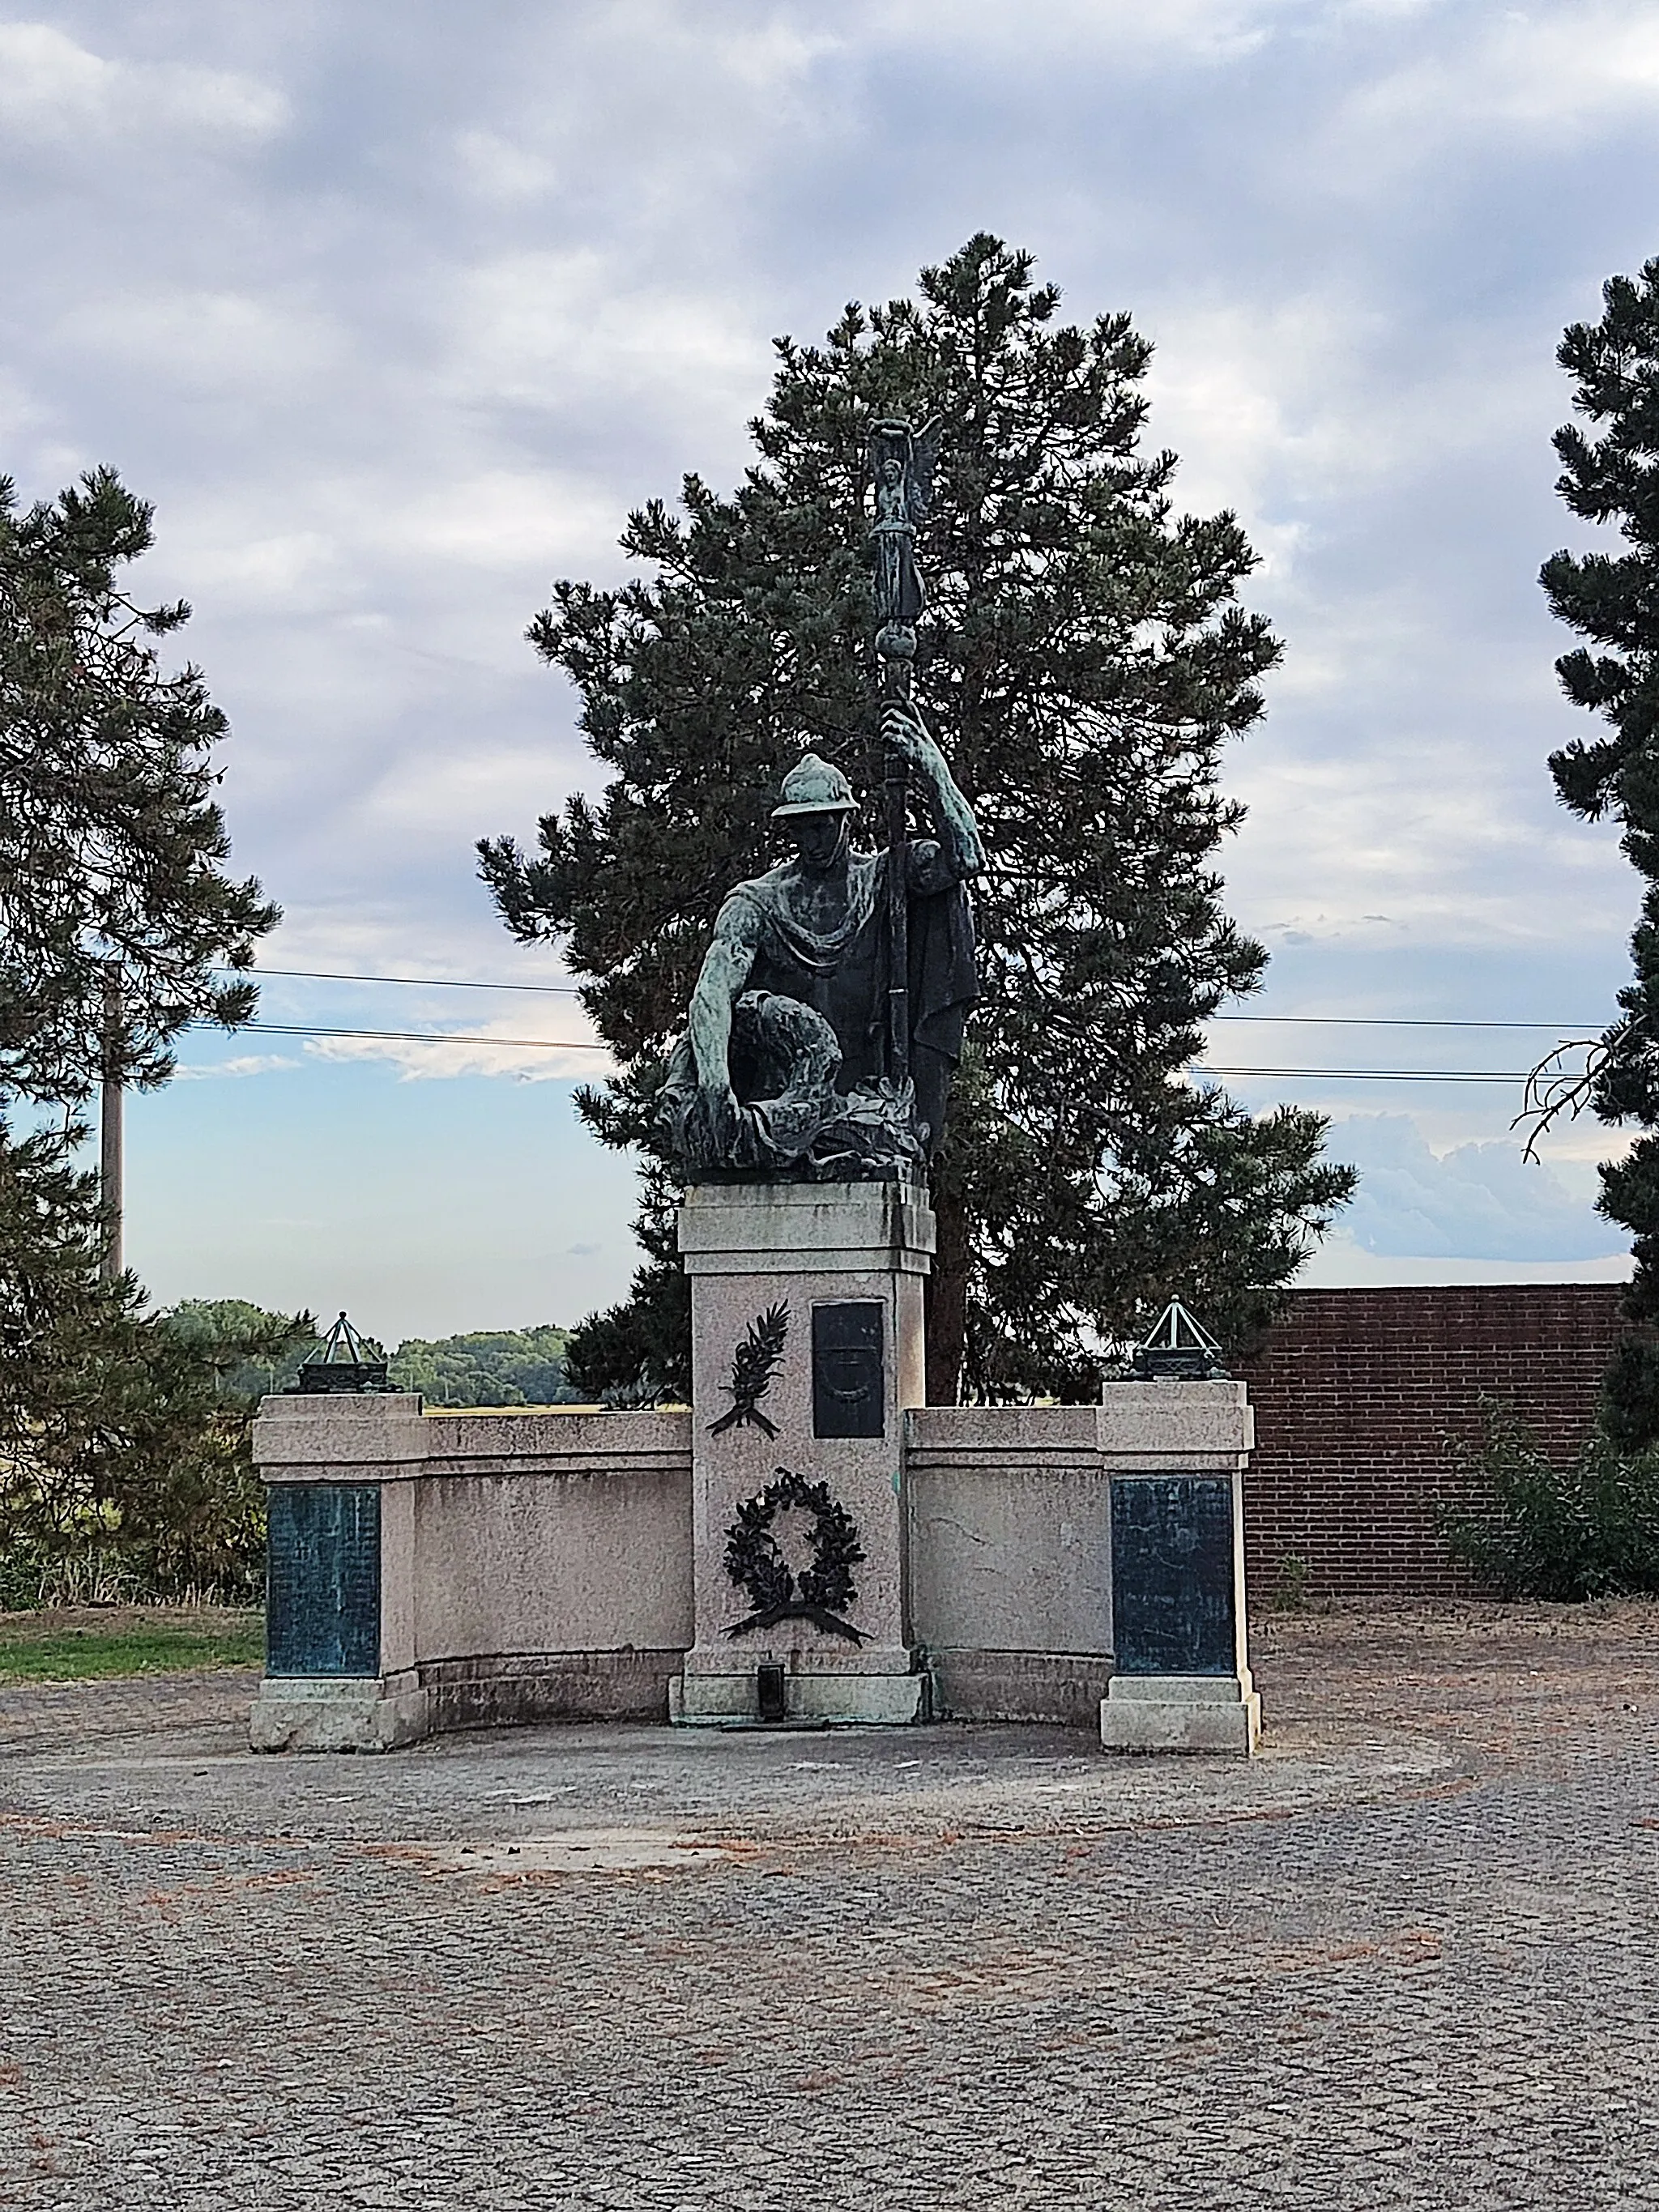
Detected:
left=0, top=1540, right=147, bottom=1611
left=1268, top=1554, right=1312, bottom=1613
left=0, top=1328, right=275, bottom=1607
left=1441, top=1406, right=1659, bottom=1600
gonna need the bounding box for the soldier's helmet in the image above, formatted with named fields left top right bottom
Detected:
left=770, top=753, right=857, bottom=819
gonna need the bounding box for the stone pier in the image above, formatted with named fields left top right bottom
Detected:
left=1097, top=1381, right=1260, bottom=1754
left=669, top=1178, right=932, bottom=1726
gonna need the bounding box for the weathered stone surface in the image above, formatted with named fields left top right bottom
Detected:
left=676, top=1178, right=932, bottom=1723
left=926, top=1647, right=1115, bottom=1725
left=250, top=1362, right=1256, bottom=1743
left=906, top=1427, right=1112, bottom=1663
left=1096, top=1377, right=1254, bottom=1464
left=669, top=1664, right=926, bottom=1725
left=412, top=1461, right=693, bottom=1661
left=420, top=1648, right=684, bottom=1729
left=906, top=1394, right=1255, bottom=1728
left=1099, top=1669, right=1263, bottom=1754
left=248, top=1673, right=430, bottom=1753
left=252, top=1390, right=429, bottom=1477
left=256, top=1395, right=692, bottom=1484
left=255, top=1401, right=697, bottom=1748
left=677, top=1177, right=936, bottom=1276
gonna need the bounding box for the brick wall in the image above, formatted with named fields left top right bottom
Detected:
left=1234, top=1285, right=1626, bottom=1602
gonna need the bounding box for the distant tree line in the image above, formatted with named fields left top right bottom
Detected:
left=161, top=1310, right=586, bottom=1409
left=386, top=1326, right=582, bottom=1407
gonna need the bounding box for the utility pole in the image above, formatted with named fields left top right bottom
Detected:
left=100, top=967, right=122, bottom=1282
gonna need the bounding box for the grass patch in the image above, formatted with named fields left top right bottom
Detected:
left=0, top=1605, right=264, bottom=1682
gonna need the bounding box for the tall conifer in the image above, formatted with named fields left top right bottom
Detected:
left=1542, top=259, right=1659, bottom=1443
left=0, top=467, right=278, bottom=1106
left=1, top=467, right=281, bottom=1586
left=482, top=238, right=1353, bottom=1400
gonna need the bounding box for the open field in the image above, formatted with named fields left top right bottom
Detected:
left=1, top=1598, right=1657, bottom=2209
left=0, top=1604, right=263, bottom=1683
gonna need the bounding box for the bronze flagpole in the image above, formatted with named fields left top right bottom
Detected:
left=868, top=416, right=939, bottom=1103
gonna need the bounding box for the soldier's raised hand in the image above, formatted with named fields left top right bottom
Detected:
left=880, top=700, right=932, bottom=764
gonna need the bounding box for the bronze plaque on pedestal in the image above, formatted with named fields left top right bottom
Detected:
left=1111, top=1474, right=1235, bottom=1675
left=812, top=1302, right=885, bottom=1438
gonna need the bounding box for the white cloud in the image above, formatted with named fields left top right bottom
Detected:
left=1299, top=1237, right=1632, bottom=1288
left=1145, top=288, right=1555, bottom=544
left=851, top=0, right=1288, bottom=66
left=0, top=22, right=287, bottom=148
left=301, top=1008, right=609, bottom=1085
left=357, top=739, right=580, bottom=850
left=710, top=14, right=844, bottom=93
left=174, top=1054, right=298, bottom=1080
left=363, top=467, right=625, bottom=578
left=1328, top=1111, right=1624, bottom=1261
left=451, top=129, right=560, bottom=207
left=1221, top=732, right=1634, bottom=954
left=439, top=250, right=769, bottom=424
left=57, top=289, right=342, bottom=402
left=1328, top=3, right=1659, bottom=170
left=162, top=526, right=351, bottom=621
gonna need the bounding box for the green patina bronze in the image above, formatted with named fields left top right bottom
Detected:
left=659, top=420, right=982, bottom=1183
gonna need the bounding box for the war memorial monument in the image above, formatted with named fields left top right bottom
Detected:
left=249, top=419, right=1261, bottom=1757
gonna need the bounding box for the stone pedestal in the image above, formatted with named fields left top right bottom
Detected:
left=671, top=1179, right=932, bottom=1726
left=1098, top=1670, right=1260, bottom=1754
left=249, top=1394, right=432, bottom=1753
left=1098, top=1385, right=1260, bottom=1757
left=249, top=1671, right=431, bottom=1753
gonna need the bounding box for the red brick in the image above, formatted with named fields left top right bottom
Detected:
left=1235, top=1285, right=1623, bottom=1603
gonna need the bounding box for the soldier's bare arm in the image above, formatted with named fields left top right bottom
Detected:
left=687, top=896, right=761, bottom=1110
left=881, top=701, right=983, bottom=880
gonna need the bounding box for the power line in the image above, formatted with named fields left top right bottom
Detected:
left=241, top=965, right=583, bottom=995
left=1196, top=1067, right=1541, bottom=1084
left=228, top=965, right=1599, bottom=1033
left=225, top=1018, right=1569, bottom=1081
left=243, top=1023, right=605, bottom=1050
left=1209, top=1015, right=1589, bottom=1032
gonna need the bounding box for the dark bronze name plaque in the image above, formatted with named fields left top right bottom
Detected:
left=812, top=1302, right=885, bottom=1438
left=1111, top=1474, right=1235, bottom=1676
left=266, top=1482, right=382, bottom=1677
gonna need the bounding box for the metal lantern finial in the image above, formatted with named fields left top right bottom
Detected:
left=291, top=1311, right=392, bottom=1396
left=1130, top=1298, right=1228, bottom=1382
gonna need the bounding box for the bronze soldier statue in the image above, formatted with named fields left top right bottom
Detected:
left=659, top=698, right=981, bottom=1178
left=661, top=416, right=978, bottom=1180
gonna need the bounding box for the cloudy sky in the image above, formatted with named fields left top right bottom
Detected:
left=3, top=0, right=1654, bottom=1340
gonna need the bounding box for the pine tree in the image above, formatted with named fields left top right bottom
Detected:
left=0, top=467, right=283, bottom=1592
left=0, top=467, right=279, bottom=1106
left=1541, top=258, right=1659, bottom=1445
left=0, top=1124, right=305, bottom=1598
left=481, top=237, right=1354, bottom=1401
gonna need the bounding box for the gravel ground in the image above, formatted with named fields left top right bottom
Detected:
left=2, top=1600, right=1656, bottom=2210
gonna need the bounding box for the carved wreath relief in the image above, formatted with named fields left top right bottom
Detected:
left=723, top=1468, right=865, bottom=1645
